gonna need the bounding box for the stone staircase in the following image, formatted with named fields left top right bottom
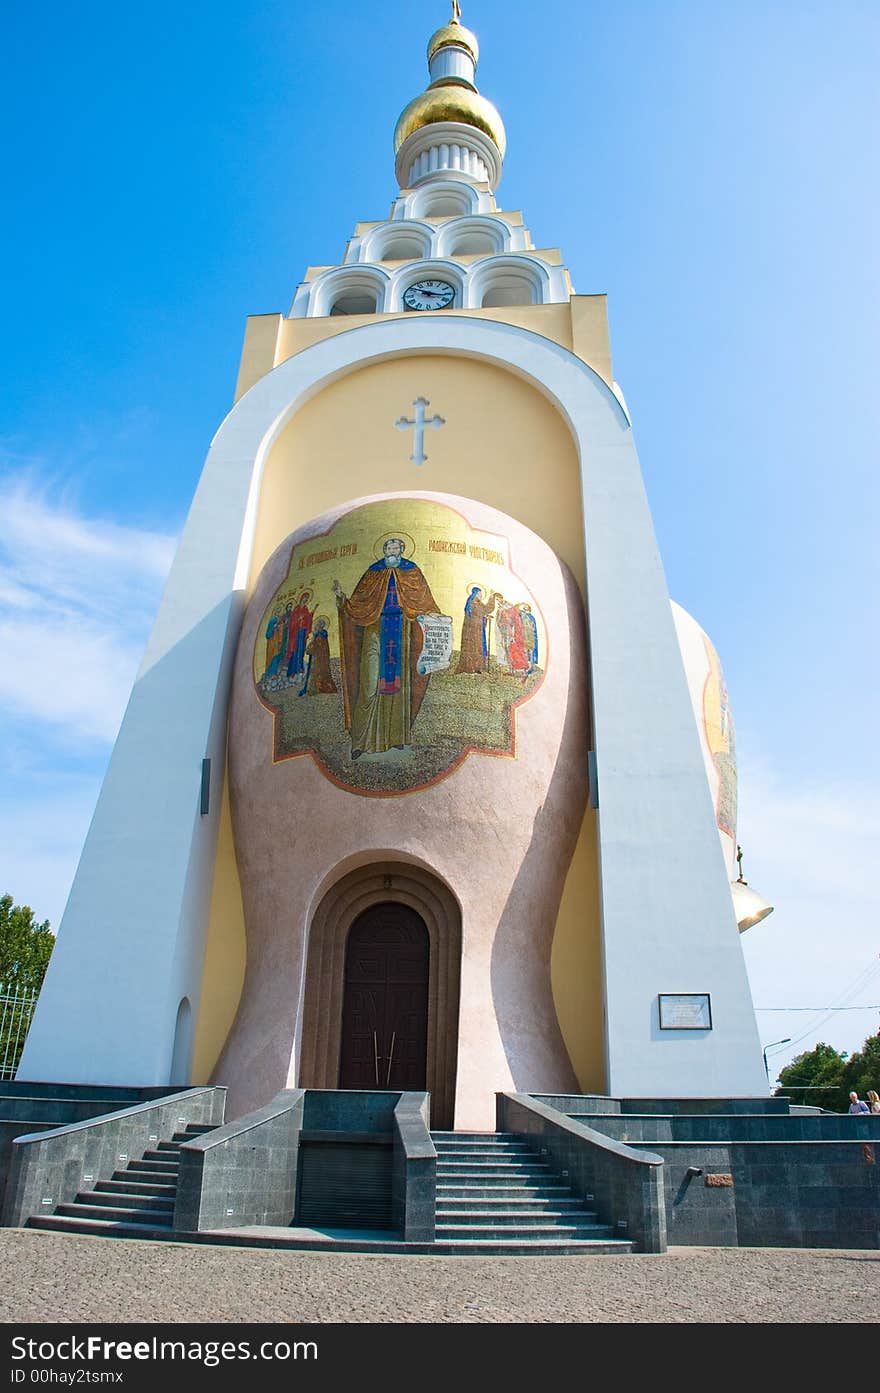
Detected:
left=28, top=1123, right=215, bottom=1239
left=27, top=1125, right=635, bottom=1254
left=430, top=1131, right=633, bottom=1254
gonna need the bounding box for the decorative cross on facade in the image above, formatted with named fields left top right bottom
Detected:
left=394, top=397, right=445, bottom=465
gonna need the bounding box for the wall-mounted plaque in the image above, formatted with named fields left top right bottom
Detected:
left=658, top=993, right=712, bottom=1030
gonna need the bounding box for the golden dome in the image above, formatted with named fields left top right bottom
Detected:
left=427, top=21, right=479, bottom=66
left=394, top=84, right=506, bottom=157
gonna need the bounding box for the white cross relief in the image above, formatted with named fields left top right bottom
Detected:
left=394, top=397, right=445, bottom=465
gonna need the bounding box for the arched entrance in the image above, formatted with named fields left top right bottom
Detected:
left=339, top=903, right=429, bottom=1090
left=299, top=861, right=462, bottom=1129
left=169, top=996, right=192, bottom=1085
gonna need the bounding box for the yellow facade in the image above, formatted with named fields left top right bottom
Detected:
left=194, top=315, right=605, bottom=1093
left=550, top=809, right=605, bottom=1093
left=234, top=296, right=613, bottom=404
left=191, top=780, right=247, bottom=1082
left=249, top=354, right=584, bottom=588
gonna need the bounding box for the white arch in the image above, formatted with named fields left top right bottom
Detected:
left=466, top=254, right=551, bottom=309
left=434, top=215, right=510, bottom=259
left=405, top=180, right=479, bottom=221
left=169, top=996, right=193, bottom=1084
left=361, top=221, right=434, bottom=264
left=387, top=259, right=467, bottom=312
left=308, top=266, right=389, bottom=318
left=18, top=312, right=767, bottom=1102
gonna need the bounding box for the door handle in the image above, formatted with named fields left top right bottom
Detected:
left=385, top=1031, right=396, bottom=1087
left=373, top=1030, right=380, bottom=1086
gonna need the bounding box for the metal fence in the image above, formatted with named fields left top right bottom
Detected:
left=0, top=983, right=38, bottom=1079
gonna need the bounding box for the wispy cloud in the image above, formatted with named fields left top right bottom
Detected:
left=4, top=488, right=173, bottom=579
left=0, top=474, right=176, bottom=743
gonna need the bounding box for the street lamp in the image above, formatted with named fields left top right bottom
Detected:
left=763, top=1037, right=792, bottom=1086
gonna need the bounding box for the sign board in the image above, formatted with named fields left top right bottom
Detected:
left=658, top=993, right=713, bottom=1030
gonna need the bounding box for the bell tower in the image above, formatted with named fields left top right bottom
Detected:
left=19, top=6, right=769, bottom=1124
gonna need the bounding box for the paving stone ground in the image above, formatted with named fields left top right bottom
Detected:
left=0, top=1230, right=877, bottom=1324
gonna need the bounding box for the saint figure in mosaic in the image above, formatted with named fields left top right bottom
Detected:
left=332, top=537, right=440, bottom=759
left=299, top=616, right=337, bottom=696
left=496, top=599, right=531, bottom=675
left=456, top=586, right=499, bottom=674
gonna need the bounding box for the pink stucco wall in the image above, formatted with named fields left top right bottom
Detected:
left=214, top=492, right=590, bottom=1128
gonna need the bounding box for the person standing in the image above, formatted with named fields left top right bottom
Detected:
left=848, top=1091, right=870, bottom=1114
left=866, top=1089, right=880, bottom=1114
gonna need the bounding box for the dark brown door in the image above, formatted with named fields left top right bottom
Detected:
left=338, top=903, right=429, bottom=1091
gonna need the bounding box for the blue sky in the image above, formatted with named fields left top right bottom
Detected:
left=1, top=1, right=877, bottom=1084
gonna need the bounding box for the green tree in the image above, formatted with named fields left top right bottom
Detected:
left=0, top=894, right=54, bottom=992
left=0, top=894, right=54, bottom=1078
left=775, top=1042, right=848, bottom=1112
left=842, top=1032, right=880, bottom=1105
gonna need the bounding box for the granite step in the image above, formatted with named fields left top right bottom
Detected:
left=55, top=1201, right=174, bottom=1226
left=131, top=1157, right=180, bottom=1173
left=435, top=1221, right=617, bottom=1241
left=26, top=1216, right=633, bottom=1256
left=24, top=1121, right=224, bottom=1243
left=429, top=1129, right=627, bottom=1253
left=432, top=1132, right=526, bottom=1142
left=436, top=1209, right=605, bottom=1228
left=437, top=1183, right=574, bottom=1197
left=437, top=1194, right=585, bottom=1210
left=74, top=1190, right=174, bottom=1213
left=102, top=1177, right=178, bottom=1197
left=433, top=1137, right=533, bottom=1148
left=429, top=1237, right=632, bottom=1255
left=434, top=1147, right=535, bottom=1160
left=431, top=1158, right=551, bottom=1170
left=29, top=1215, right=175, bottom=1241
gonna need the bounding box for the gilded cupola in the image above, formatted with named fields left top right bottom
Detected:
left=393, top=5, right=506, bottom=191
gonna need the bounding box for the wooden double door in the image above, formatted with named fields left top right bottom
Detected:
left=338, top=903, right=429, bottom=1091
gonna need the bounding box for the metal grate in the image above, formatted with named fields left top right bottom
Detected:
left=0, top=984, right=38, bottom=1079
left=297, top=1142, right=393, bottom=1231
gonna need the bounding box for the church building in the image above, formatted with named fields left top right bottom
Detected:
left=19, top=6, right=772, bottom=1132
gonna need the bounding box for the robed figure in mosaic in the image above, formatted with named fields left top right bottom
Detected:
left=333, top=537, right=440, bottom=758
left=299, top=616, right=337, bottom=696
left=262, top=605, right=288, bottom=682
left=496, top=599, right=531, bottom=675
left=285, top=590, right=314, bottom=681
left=456, top=586, right=498, bottom=674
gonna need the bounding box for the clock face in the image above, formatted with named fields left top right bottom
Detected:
left=403, top=279, right=455, bottom=311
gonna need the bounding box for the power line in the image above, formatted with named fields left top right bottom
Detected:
left=782, top=963, right=880, bottom=1051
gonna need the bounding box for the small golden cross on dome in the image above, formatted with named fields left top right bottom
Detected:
left=451, top=1, right=462, bottom=21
